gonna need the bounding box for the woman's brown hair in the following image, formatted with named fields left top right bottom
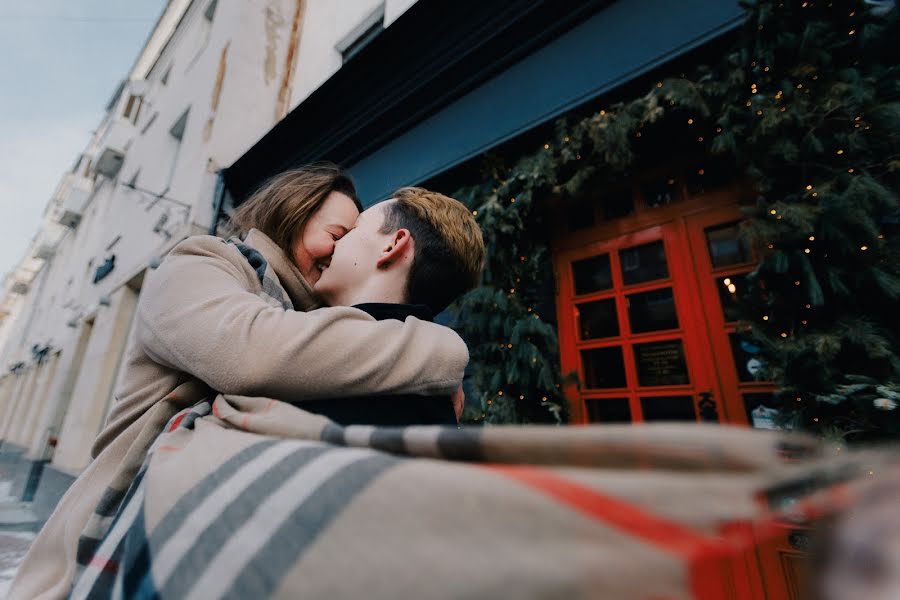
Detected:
left=229, top=163, right=361, bottom=253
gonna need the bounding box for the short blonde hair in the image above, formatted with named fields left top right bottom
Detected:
left=230, top=163, right=360, bottom=253
left=380, top=187, right=485, bottom=313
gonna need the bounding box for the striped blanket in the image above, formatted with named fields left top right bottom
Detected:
left=68, top=391, right=896, bottom=599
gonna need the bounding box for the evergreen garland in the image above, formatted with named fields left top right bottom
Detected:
left=450, top=0, right=899, bottom=439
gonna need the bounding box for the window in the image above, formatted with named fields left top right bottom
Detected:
left=187, top=0, right=218, bottom=69
left=123, top=94, right=143, bottom=125
left=336, top=4, right=385, bottom=64
left=170, top=109, right=189, bottom=141
left=165, top=108, right=190, bottom=190
left=203, top=0, right=218, bottom=21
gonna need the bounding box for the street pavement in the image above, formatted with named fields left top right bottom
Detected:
left=0, top=481, right=37, bottom=596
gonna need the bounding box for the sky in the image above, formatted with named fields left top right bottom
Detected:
left=0, top=0, right=168, bottom=281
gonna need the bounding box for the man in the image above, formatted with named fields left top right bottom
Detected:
left=300, top=187, right=485, bottom=425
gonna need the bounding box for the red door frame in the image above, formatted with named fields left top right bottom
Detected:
left=553, top=188, right=772, bottom=426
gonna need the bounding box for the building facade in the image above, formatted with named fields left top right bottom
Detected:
left=0, top=0, right=420, bottom=510
left=0, top=1, right=808, bottom=596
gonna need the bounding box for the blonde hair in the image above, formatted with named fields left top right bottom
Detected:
left=230, top=163, right=360, bottom=253
left=381, top=187, right=485, bottom=313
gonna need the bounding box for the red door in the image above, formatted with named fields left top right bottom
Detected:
left=684, top=205, right=778, bottom=427
left=555, top=195, right=776, bottom=426
left=555, top=220, right=727, bottom=425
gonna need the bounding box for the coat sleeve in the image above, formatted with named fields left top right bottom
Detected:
left=135, top=240, right=469, bottom=399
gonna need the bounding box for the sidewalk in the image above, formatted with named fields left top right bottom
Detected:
left=0, top=481, right=38, bottom=596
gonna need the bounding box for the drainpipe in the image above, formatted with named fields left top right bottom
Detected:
left=208, top=170, right=226, bottom=236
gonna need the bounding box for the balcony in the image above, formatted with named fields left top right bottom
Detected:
left=10, top=281, right=29, bottom=295
left=94, top=117, right=135, bottom=179
left=33, top=243, right=56, bottom=260
left=31, top=223, right=68, bottom=261
left=57, top=175, right=93, bottom=229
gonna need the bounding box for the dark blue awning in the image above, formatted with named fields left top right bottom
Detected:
left=348, top=0, right=743, bottom=204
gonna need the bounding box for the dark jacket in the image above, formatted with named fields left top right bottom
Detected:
left=297, top=303, right=458, bottom=426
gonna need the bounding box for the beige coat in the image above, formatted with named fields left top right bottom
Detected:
left=11, top=229, right=468, bottom=599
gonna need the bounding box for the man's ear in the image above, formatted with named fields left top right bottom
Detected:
left=376, top=229, right=413, bottom=269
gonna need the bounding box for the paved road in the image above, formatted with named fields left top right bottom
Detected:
left=0, top=481, right=36, bottom=596
left=0, top=530, right=34, bottom=596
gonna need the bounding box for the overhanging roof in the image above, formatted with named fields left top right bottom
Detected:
left=225, top=0, right=744, bottom=205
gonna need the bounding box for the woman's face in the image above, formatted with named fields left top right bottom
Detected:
left=290, top=191, right=359, bottom=284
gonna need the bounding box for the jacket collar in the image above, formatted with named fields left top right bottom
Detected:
left=243, top=229, right=320, bottom=310
left=352, top=303, right=434, bottom=322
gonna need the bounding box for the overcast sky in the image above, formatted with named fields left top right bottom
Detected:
left=0, top=0, right=167, bottom=280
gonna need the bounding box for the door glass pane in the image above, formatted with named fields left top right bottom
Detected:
left=620, top=241, right=669, bottom=285
left=706, top=222, right=752, bottom=268
left=642, top=174, right=680, bottom=208
left=585, top=398, right=631, bottom=423
left=602, top=188, right=635, bottom=220
left=729, top=333, right=767, bottom=382
left=572, top=254, right=613, bottom=295
left=577, top=299, right=619, bottom=339
left=716, top=274, right=745, bottom=322
left=581, top=347, right=626, bottom=389
left=640, top=396, right=696, bottom=421
left=627, top=288, right=679, bottom=333
left=633, top=340, right=690, bottom=386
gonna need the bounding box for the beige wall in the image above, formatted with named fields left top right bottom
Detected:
left=18, top=353, right=61, bottom=450
left=53, top=285, right=139, bottom=473
left=0, top=375, right=14, bottom=430
left=26, top=319, right=95, bottom=461
left=6, top=362, right=45, bottom=446
left=0, top=369, right=35, bottom=443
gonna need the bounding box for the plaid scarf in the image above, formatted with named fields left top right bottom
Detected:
left=68, top=389, right=899, bottom=599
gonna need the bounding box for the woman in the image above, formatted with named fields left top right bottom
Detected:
left=95, top=162, right=468, bottom=453
left=12, top=163, right=469, bottom=600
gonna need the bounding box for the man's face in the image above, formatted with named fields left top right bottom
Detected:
left=313, top=201, right=392, bottom=305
